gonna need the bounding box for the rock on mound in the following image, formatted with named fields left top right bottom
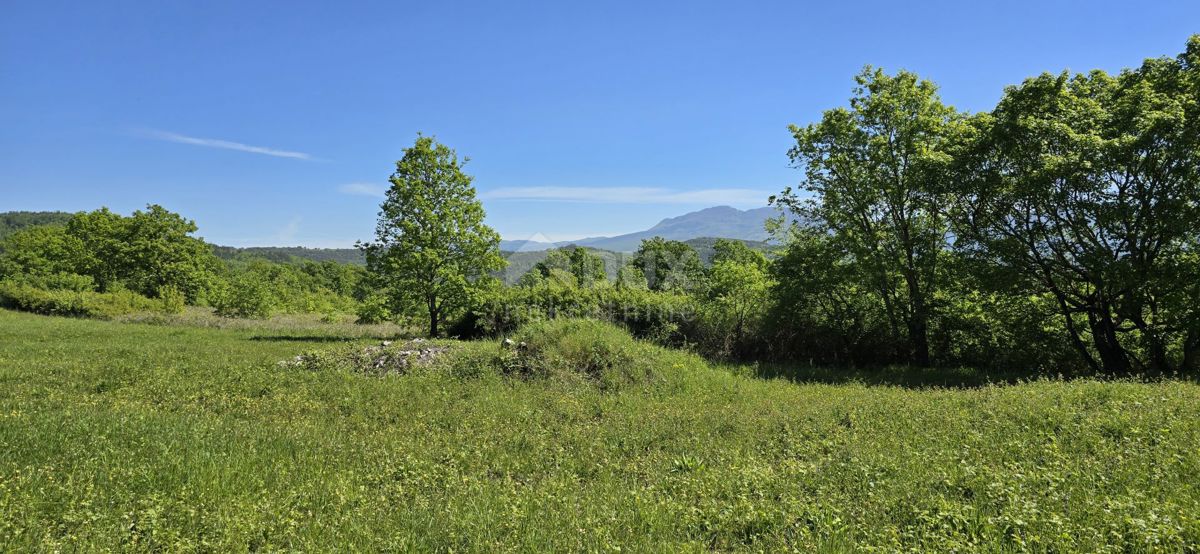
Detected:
left=281, top=339, right=453, bottom=376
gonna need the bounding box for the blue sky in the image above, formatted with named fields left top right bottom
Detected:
left=2, top=1, right=1197, bottom=247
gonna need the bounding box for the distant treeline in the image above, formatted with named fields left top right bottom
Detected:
left=0, top=211, right=72, bottom=241
left=497, top=237, right=771, bottom=284
left=210, top=245, right=366, bottom=265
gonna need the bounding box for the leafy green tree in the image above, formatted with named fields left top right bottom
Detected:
left=119, top=205, right=221, bottom=301
left=567, top=247, right=607, bottom=288
left=702, top=253, right=773, bottom=357
left=768, top=229, right=899, bottom=365
left=212, top=271, right=275, bottom=319
left=773, top=67, right=963, bottom=365
left=0, top=225, right=83, bottom=280
left=710, top=238, right=768, bottom=270
left=630, top=237, right=704, bottom=292
left=1, top=205, right=219, bottom=302
left=529, top=246, right=607, bottom=288
left=952, top=37, right=1200, bottom=374
left=359, top=135, right=506, bottom=337
left=615, top=263, right=648, bottom=290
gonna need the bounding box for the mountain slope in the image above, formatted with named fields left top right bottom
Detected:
left=499, top=205, right=783, bottom=252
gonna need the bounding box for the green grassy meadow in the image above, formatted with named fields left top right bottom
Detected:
left=1, top=309, right=1199, bottom=552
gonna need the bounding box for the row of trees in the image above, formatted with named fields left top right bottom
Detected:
left=0, top=207, right=368, bottom=320
left=770, top=36, right=1200, bottom=374
left=361, top=37, right=1199, bottom=375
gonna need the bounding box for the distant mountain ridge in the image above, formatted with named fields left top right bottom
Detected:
left=1, top=206, right=785, bottom=265
left=500, top=205, right=784, bottom=252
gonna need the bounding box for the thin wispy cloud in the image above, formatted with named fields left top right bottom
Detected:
left=140, top=129, right=312, bottom=160
left=337, top=182, right=387, bottom=198
left=480, top=186, right=773, bottom=206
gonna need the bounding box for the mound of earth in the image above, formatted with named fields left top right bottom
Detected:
left=280, top=339, right=453, bottom=376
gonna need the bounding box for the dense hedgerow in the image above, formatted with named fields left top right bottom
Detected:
left=0, top=279, right=176, bottom=319
left=460, top=286, right=699, bottom=344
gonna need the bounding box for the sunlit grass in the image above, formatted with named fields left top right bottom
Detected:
left=1, top=309, right=1197, bottom=551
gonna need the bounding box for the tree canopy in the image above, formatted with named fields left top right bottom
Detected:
left=0, top=205, right=220, bottom=301
left=773, top=67, right=964, bottom=365
left=359, top=135, right=506, bottom=337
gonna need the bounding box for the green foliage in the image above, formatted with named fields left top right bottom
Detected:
left=13, top=271, right=96, bottom=292
left=774, top=67, right=963, bottom=365
left=210, top=258, right=364, bottom=319
left=0, top=224, right=84, bottom=279
left=0, top=205, right=221, bottom=302
left=698, top=253, right=773, bottom=358
left=766, top=229, right=903, bottom=365
left=464, top=279, right=698, bottom=348
left=355, top=294, right=393, bottom=324
left=506, top=319, right=661, bottom=390
left=615, top=263, right=648, bottom=290
left=0, top=210, right=72, bottom=241
left=360, top=135, right=506, bottom=337
left=710, top=238, right=769, bottom=269
left=951, top=42, right=1200, bottom=374
left=0, top=279, right=171, bottom=319
left=157, top=285, right=187, bottom=315
left=761, top=36, right=1200, bottom=375
left=210, top=245, right=365, bottom=265
left=684, top=237, right=774, bottom=265
left=630, top=237, right=705, bottom=292
left=529, top=246, right=607, bottom=288
left=212, top=272, right=275, bottom=319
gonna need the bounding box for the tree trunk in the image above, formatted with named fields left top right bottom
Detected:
left=903, top=270, right=931, bottom=366
left=1182, top=328, right=1200, bottom=374
left=908, top=311, right=931, bottom=366
left=1048, top=287, right=1100, bottom=374
left=428, top=296, right=439, bottom=338
left=1088, top=309, right=1131, bottom=375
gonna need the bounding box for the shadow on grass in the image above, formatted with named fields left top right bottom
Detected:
left=744, top=362, right=1049, bottom=389
left=248, top=335, right=362, bottom=343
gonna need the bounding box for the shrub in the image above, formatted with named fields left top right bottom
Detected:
left=0, top=280, right=163, bottom=319
left=507, top=319, right=657, bottom=390
left=32, top=272, right=96, bottom=292
left=158, top=285, right=186, bottom=315
left=212, top=274, right=275, bottom=319
left=461, top=285, right=699, bottom=349
left=0, top=280, right=91, bottom=317
left=355, top=294, right=393, bottom=324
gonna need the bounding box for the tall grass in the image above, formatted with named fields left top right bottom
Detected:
left=1, top=309, right=1197, bottom=551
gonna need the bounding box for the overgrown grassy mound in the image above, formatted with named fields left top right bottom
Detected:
left=504, top=319, right=661, bottom=389
left=284, top=318, right=695, bottom=390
